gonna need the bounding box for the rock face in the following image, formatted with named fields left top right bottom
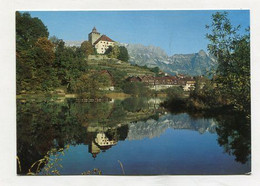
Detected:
left=124, top=44, right=217, bottom=76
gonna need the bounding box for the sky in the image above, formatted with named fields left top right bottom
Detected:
left=27, top=10, right=249, bottom=56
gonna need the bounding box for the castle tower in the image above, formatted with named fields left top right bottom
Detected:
left=88, top=141, right=101, bottom=159
left=88, top=27, right=101, bottom=45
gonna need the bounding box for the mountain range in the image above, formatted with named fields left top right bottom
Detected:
left=127, top=113, right=217, bottom=140
left=65, top=41, right=218, bottom=76
left=124, top=43, right=218, bottom=76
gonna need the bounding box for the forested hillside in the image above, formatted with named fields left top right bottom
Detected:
left=16, top=12, right=156, bottom=97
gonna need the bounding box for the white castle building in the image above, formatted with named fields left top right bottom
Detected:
left=88, top=27, right=115, bottom=54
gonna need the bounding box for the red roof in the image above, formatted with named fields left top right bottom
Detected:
left=93, top=35, right=114, bottom=45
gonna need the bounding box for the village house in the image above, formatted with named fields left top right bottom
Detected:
left=88, top=27, right=115, bottom=54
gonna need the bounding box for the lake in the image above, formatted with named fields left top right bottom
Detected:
left=17, top=97, right=251, bottom=175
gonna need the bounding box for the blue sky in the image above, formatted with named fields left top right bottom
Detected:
left=27, top=10, right=249, bottom=56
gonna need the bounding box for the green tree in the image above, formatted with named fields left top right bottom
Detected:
left=16, top=12, right=51, bottom=92
left=118, top=46, right=129, bottom=62
left=109, top=70, right=127, bottom=90
left=122, top=82, right=151, bottom=96
left=206, top=12, right=250, bottom=114
left=16, top=12, right=49, bottom=51
left=104, top=46, right=113, bottom=55
left=80, top=41, right=94, bottom=57
left=165, top=86, right=184, bottom=99
left=72, top=71, right=110, bottom=98
left=151, top=67, right=160, bottom=76
left=105, top=45, right=120, bottom=58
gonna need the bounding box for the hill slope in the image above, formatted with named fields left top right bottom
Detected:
left=87, top=55, right=155, bottom=77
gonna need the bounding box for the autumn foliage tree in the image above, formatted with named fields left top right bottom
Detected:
left=16, top=12, right=56, bottom=92
left=33, top=37, right=59, bottom=90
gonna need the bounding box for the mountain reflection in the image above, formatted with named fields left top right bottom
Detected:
left=127, top=114, right=216, bottom=140
left=17, top=97, right=250, bottom=174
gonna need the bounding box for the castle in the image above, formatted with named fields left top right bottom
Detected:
left=88, top=27, right=115, bottom=54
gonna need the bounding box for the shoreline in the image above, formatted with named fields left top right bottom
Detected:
left=16, top=92, right=168, bottom=101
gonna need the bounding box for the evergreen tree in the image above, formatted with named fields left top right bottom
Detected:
left=118, top=46, right=129, bottom=62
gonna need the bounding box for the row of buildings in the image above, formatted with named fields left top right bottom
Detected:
left=98, top=70, right=196, bottom=92
left=126, top=75, right=196, bottom=91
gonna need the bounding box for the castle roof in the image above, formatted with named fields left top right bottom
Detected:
left=91, top=26, right=100, bottom=34
left=93, top=35, right=114, bottom=45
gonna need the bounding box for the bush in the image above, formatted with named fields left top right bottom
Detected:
left=164, top=86, right=185, bottom=99
left=122, top=82, right=152, bottom=96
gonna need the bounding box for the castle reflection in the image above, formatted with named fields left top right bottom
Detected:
left=86, top=125, right=128, bottom=159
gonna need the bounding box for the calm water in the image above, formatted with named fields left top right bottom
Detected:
left=17, top=97, right=251, bottom=175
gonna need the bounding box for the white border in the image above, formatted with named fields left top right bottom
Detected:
left=1, top=0, right=260, bottom=185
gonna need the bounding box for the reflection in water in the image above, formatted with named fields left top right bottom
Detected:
left=17, top=97, right=250, bottom=175
left=215, top=113, right=251, bottom=164
left=127, top=114, right=216, bottom=140
left=87, top=125, right=129, bottom=159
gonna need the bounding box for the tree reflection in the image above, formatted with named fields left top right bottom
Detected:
left=215, top=112, right=251, bottom=164
left=166, top=106, right=251, bottom=164
left=17, top=100, right=88, bottom=174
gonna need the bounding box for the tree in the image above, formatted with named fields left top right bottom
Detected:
left=109, top=70, right=127, bottom=90
left=104, top=46, right=113, bottom=55
left=16, top=12, right=50, bottom=92
left=151, top=67, right=160, bottom=76
left=16, top=12, right=49, bottom=51
left=105, top=45, right=120, bottom=59
left=122, top=82, right=151, bottom=96
left=80, top=41, right=94, bottom=57
left=35, top=37, right=55, bottom=67
left=72, top=71, right=110, bottom=98
left=206, top=12, right=250, bottom=114
left=34, top=37, right=58, bottom=91
left=118, top=46, right=129, bottom=62
left=165, top=86, right=184, bottom=99
left=105, top=45, right=129, bottom=62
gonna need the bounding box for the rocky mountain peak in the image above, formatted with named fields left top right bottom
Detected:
left=198, top=49, right=207, bottom=57
left=125, top=44, right=217, bottom=76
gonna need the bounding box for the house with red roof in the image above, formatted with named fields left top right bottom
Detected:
left=88, top=27, right=115, bottom=54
